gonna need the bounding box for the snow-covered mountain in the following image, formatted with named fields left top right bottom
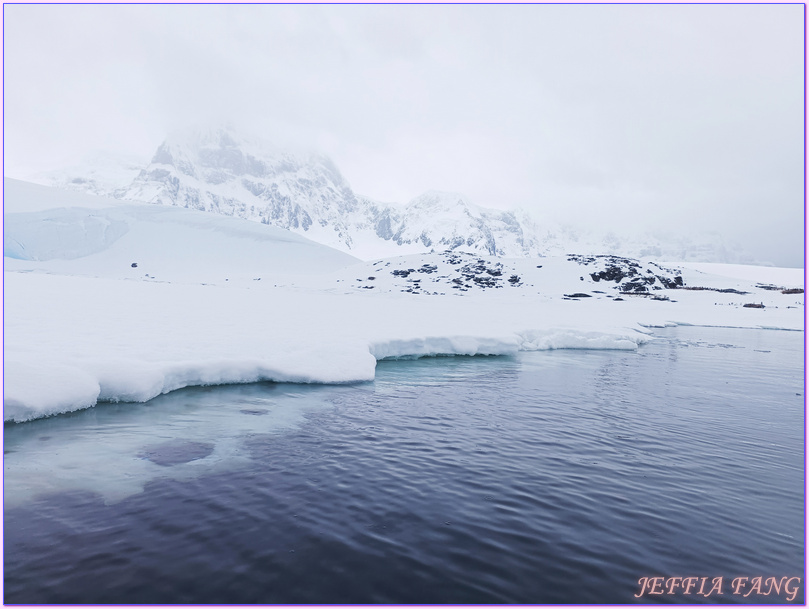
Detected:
left=27, top=126, right=756, bottom=263
left=364, top=190, right=547, bottom=259
left=112, top=127, right=546, bottom=259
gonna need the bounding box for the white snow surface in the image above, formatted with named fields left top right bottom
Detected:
left=4, top=178, right=359, bottom=282
left=4, top=179, right=804, bottom=423
left=4, top=176, right=132, bottom=213
left=662, top=261, right=804, bottom=286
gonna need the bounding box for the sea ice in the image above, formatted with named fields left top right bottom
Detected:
left=3, top=179, right=803, bottom=422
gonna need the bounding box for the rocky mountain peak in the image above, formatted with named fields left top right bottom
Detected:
left=24, top=127, right=758, bottom=263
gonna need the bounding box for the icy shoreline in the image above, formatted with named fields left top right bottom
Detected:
left=5, top=267, right=802, bottom=423
left=5, top=271, right=657, bottom=423
left=4, top=179, right=803, bottom=423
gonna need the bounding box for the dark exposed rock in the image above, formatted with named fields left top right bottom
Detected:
left=473, top=276, right=498, bottom=287
left=568, top=254, right=596, bottom=264
left=591, top=264, right=636, bottom=283
left=620, top=276, right=656, bottom=293
left=743, top=303, right=765, bottom=308
left=684, top=286, right=749, bottom=295
left=564, top=293, right=592, bottom=298
left=782, top=288, right=804, bottom=294
left=131, top=262, right=138, bottom=268
left=656, top=275, right=684, bottom=289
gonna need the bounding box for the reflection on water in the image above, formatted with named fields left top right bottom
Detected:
left=4, top=326, right=805, bottom=603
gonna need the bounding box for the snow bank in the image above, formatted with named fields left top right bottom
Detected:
left=4, top=207, right=130, bottom=260
left=370, top=335, right=521, bottom=360
left=368, top=329, right=648, bottom=361
left=4, top=180, right=802, bottom=423
left=665, top=261, right=804, bottom=287
left=4, top=356, right=379, bottom=424
left=5, top=258, right=802, bottom=423
left=517, top=328, right=649, bottom=351
left=4, top=315, right=646, bottom=423
left=4, top=360, right=101, bottom=421
left=4, top=269, right=664, bottom=423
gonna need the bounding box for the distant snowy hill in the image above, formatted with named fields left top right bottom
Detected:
left=364, top=190, right=547, bottom=259
left=3, top=178, right=359, bottom=283
left=26, top=126, right=757, bottom=264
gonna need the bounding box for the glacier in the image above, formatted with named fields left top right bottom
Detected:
left=3, top=177, right=804, bottom=423
left=28, top=125, right=759, bottom=264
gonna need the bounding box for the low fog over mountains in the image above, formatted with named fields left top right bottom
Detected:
left=31, top=126, right=757, bottom=264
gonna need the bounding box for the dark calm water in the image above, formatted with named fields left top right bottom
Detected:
left=4, top=326, right=805, bottom=604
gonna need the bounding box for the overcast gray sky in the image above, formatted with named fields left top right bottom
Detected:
left=3, top=4, right=805, bottom=266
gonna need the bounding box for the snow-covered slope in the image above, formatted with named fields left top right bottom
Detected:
left=4, top=178, right=360, bottom=283
left=374, top=190, right=545, bottom=257
left=26, top=126, right=758, bottom=263
left=4, top=176, right=133, bottom=213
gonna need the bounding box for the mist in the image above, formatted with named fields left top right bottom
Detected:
left=3, top=4, right=804, bottom=266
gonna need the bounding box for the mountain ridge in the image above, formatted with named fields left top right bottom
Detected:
left=25, top=126, right=758, bottom=264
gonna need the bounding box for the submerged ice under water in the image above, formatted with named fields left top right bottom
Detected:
left=4, top=326, right=804, bottom=603
left=4, top=383, right=333, bottom=506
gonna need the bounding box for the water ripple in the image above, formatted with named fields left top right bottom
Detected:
left=5, top=326, right=804, bottom=603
